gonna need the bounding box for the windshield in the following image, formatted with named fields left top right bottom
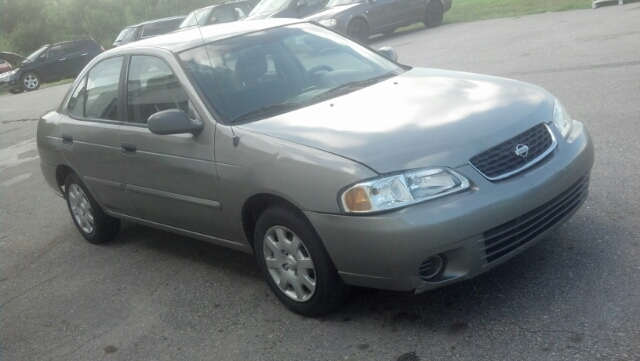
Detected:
left=250, top=0, right=292, bottom=16
left=326, top=0, right=362, bottom=6
left=179, top=23, right=403, bottom=123
left=25, top=46, right=48, bottom=63
left=114, top=27, right=136, bottom=43
left=180, top=7, right=212, bottom=28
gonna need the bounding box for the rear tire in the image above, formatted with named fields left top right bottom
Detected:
left=424, top=0, right=444, bottom=28
left=254, top=205, right=351, bottom=316
left=21, top=72, right=40, bottom=92
left=65, top=173, right=120, bottom=244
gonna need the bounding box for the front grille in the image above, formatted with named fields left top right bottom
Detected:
left=480, top=174, right=590, bottom=264
left=470, top=123, right=556, bottom=181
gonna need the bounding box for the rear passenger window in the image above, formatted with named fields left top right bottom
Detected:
left=69, top=56, right=122, bottom=120
left=63, top=43, right=83, bottom=55
left=127, top=55, right=190, bottom=124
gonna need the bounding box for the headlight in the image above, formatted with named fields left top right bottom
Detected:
left=340, top=168, right=470, bottom=213
left=552, top=98, right=573, bottom=138
left=0, top=69, right=16, bottom=78
left=318, top=19, right=337, bottom=27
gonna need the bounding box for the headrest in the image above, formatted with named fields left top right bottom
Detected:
left=235, top=50, right=268, bottom=83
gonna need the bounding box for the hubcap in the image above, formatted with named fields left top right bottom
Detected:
left=23, top=75, right=38, bottom=89
left=263, top=225, right=316, bottom=302
left=68, top=184, right=95, bottom=234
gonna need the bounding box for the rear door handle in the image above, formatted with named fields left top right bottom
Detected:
left=122, top=142, right=137, bottom=155
left=81, top=53, right=88, bottom=56
left=59, top=58, right=66, bottom=61
left=61, top=134, right=73, bottom=144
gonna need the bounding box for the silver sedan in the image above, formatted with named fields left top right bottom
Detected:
left=37, top=19, right=594, bottom=316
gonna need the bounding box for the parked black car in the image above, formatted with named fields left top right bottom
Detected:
left=113, top=16, right=187, bottom=47
left=306, top=0, right=452, bottom=43
left=180, top=1, right=256, bottom=28
left=245, top=0, right=328, bottom=20
left=0, top=39, right=104, bottom=94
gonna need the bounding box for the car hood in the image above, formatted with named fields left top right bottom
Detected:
left=0, top=51, right=27, bottom=66
left=305, top=4, right=361, bottom=19
left=236, top=68, right=555, bottom=174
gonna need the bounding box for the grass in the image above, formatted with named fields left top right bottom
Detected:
left=395, top=0, right=592, bottom=33
left=444, top=0, right=592, bottom=24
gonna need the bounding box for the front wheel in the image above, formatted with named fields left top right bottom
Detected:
left=65, top=173, right=120, bottom=244
left=254, top=206, right=351, bottom=316
left=347, top=19, right=370, bottom=44
left=21, top=72, right=40, bottom=92
left=424, top=0, right=444, bottom=28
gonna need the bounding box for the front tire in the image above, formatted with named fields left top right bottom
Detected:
left=347, top=19, right=370, bottom=44
left=65, top=173, right=120, bottom=244
left=254, top=206, right=351, bottom=316
left=21, top=72, right=40, bottom=92
left=424, top=0, right=444, bottom=28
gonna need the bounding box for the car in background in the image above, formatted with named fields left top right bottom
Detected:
left=0, top=39, right=104, bottom=93
left=306, top=0, right=451, bottom=43
left=180, top=1, right=256, bottom=29
left=113, top=16, right=187, bottom=47
left=245, top=0, right=327, bottom=20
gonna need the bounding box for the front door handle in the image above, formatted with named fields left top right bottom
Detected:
left=61, top=134, right=73, bottom=144
left=59, top=58, right=66, bottom=61
left=122, top=142, right=137, bottom=155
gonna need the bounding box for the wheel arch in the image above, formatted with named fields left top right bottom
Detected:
left=21, top=68, right=42, bottom=79
left=241, top=193, right=315, bottom=251
left=348, top=15, right=370, bottom=30
left=55, top=164, right=76, bottom=196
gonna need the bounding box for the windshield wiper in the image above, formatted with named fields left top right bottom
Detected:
left=310, top=72, right=396, bottom=103
left=231, top=103, right=300, bottom=123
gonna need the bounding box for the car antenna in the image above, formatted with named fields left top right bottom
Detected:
left=193, top=13, right=240, bottom=148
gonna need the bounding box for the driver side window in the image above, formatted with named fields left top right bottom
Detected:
left=127, top=55, right=191, bottom=124
left=47, top=45, right=63, bottom=59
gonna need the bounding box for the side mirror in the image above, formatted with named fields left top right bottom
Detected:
left=39, top=53, right=47, bottom=59
left=209, top=16, right=219, bottom=24
left=297, top=0, right=308, bottom=9
left=377, top=46, right=398, bottom=62
left=148, top=109, right=203, bottom=135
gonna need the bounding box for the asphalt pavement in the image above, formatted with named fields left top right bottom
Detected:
left=1, top=4, right=639, bottom=360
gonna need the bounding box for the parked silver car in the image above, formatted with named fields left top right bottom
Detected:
left=37, top=19, right=594, bottom=316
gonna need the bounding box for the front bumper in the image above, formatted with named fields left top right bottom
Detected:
left=305, top=121, right=594, bottom=292
left=0, top=75, right=21, bottom=92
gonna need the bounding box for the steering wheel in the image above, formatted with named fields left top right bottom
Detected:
left=305, top=65, right=333, bottom=82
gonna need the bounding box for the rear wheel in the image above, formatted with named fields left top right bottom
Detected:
left=21, top=72, right=40, bottom=92
left=254, top=205, right=351, bottom=316
left=347, top=19, right=370, bottom=44
left=65, top=173, right=120, bottom=244
left=424, top=0, right=444, bottom=28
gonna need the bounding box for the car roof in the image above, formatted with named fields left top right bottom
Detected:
left=117, top=18, right=303, bottom=53
left=130, top=15, right=188, bottom=28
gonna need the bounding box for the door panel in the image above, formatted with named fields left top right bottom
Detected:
left=59, top=56, right=138, bottom=215
left=366, top=0, right=397, bottom=32
left=119, top=55, right=222, bottom=236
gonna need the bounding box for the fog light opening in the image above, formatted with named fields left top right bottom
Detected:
left=418, top=255, right=444, bottom=281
